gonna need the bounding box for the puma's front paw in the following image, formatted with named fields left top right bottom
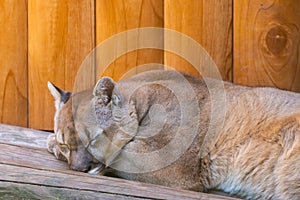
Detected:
left=47, top=133, right=67, bottom=161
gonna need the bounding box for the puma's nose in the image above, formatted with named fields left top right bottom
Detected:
left=69, top=164, right=91, bottom=172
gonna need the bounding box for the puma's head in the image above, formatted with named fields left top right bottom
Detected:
left=47, top=77, right=138, bottom=173
left=47, top=82, right=103, bottom=173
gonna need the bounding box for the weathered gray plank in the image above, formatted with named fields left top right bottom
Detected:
left=0, top=124, right=49, bottom=148
left=0, top=164, right=236, bottom=200
left=0, top=182, right=146, bottom=200
left=0, top=124, right=238, bottom=199
left=0, top=143, right=69, bottom=171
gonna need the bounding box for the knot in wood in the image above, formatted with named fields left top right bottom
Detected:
left=266, top=26, right=287, bottom=55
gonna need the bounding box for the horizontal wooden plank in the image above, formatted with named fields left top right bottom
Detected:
left=0, top=124, right=49, bottom=148
left=0, top=143, right=68, bottom=171
left=0, top=182, right=144, bottom=200
left=0, top=164, right=235, bottom=200
left=0, top=124, right=238, bottom=200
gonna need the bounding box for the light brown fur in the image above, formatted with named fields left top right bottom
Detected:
left=48, top=70, right=300, bottom=199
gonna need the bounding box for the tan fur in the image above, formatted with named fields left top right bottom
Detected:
left=48, top=70, right=300, bottom=199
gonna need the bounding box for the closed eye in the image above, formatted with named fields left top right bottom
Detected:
left=59, top=144, right=71, bottom=153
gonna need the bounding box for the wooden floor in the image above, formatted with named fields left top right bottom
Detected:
left=0, top=124, right=239, bottom=200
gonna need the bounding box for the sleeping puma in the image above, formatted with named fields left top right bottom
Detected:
left=47, top=70, right=300, bottom=199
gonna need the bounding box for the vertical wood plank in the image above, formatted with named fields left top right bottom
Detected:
left=96, top=0, right=164, bottom=81
left=164, top=0, right=233, bottom=81
left=28, top=0, right=95, bottom=130
left=234, top=0, right=300, bottom=91
left=0, top=0, right=28, bottom=127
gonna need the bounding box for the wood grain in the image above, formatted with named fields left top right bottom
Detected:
left=0, top=143, right=69, bottom=171
left=234, top=0, right=300, bottom=91
left=96, top=0, right=164, bottom=81
left=0, top=0, right=28, bottom=127
left=0, top=124, right=238, bottom=200
left=0, top=123, right=49, bottom=148
left=0, top=163, right=237, bottom=200
left=28, top=0, right=95, bottom=130
left=164, top=0, right=233, bottom=81
left=0, top=182, right=145, bottom=200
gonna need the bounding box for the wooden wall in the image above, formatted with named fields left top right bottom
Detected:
left=234, top=0, right=300, bottom=91
left=0, top=0, right=300, bottom=130
left=165, top=0, right=233, bottom=81
left=0, top=0, right=28, bottom=127
left=28, top=0, right=95, bottom=129
left=96, top=0, right=164, bottom=80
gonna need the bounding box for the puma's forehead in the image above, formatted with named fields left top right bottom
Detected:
left=54, top=88, right=95, bottom=146
left=54, top=99, right=74, bottom=143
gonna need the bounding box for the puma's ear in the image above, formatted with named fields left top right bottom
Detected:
left=47, top=81, right=72, bottom=109
left=93, top=77, right=115, bottom=105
